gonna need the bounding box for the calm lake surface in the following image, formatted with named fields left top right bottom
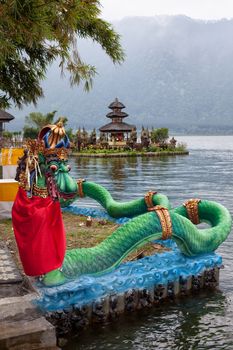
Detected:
left=65, top=135, right=233, bottom=350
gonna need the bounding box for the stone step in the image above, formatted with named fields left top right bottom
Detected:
left=0, top=294, right=39, bottom=320
left=0, top=318, right=58, bottom=350
left=0, top=294, right=59, bottom=350
left=0, top=242, right=22, bottom=285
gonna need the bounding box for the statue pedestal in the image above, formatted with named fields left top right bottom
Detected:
left=35, top=244, right=222, bottom=337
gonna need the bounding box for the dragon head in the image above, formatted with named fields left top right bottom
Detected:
left=16, top=120, right=78, bottom=206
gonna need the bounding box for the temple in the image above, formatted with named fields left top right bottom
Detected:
left=99, top=98, right=136, bottom=147
left=0, top=110, right=14, bottom=136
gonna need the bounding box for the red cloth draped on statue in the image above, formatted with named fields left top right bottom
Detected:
left=12, top=188, right=66, bottom=276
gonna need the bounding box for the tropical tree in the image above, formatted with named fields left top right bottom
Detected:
left=0, top=0, right=124, bottom=109
left=23, top=110, right=59, bottom=138
left=25, top=111, right=57, bottom=129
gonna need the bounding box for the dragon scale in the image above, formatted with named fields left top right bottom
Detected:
left=43, top=196, right=232, bottom=286
left=12, top=121, right=232, bottom=287
left=79, top=180, right=171, bottom=217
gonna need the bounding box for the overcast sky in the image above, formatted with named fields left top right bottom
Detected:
left=100, top=0, right=233, bottom=21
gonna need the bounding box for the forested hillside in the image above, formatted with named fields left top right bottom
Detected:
left=10, top=15, right=233, bottom=134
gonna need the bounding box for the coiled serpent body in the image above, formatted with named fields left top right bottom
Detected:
left=43, top=182, right=232, bottom=286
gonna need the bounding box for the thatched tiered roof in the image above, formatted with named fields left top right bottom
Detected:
left=99, top=98, right=135, bottom=133
left=0, top=110, right=15, bottom=123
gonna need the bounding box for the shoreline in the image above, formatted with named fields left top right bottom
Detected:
left=71, top=150, right=189, bottom=158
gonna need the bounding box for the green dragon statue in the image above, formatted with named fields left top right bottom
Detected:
left=12, top=121, right=232, bottom=286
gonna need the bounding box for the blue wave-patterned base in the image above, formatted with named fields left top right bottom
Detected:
left=62, top=204, right=131, bottom=224
left=34, top=206, right=222, bottom=312
left=35, top=248, right=222, bottom=312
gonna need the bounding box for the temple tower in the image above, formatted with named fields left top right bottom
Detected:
left=99, top=98, right=135, bottom=146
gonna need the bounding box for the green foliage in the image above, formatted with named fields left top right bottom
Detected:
left=148, top=145, right=161, bottom=152
left=0, top=0, right=124, bottom=109
left=23, top=110, right=58, bottom=138
left=25, top=111, right=57, bottom=129
left=74, top=146, right=188, bottom=155
left=2, top=131, right=13, bottom=139
left=23, top=127, right=39, bottom=139
left=175, top=142, right=187, bottom=152
left=23, top=110, right=72, bottom=139
left=66, top=128, right=75, bottom=142
left=151, top=128, right=169, bottom=144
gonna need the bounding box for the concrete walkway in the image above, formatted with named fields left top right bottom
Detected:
left=0, top=242, right=58, bottom=350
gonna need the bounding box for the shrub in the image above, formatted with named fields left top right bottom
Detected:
left=151, top=128, right=169, bottom=144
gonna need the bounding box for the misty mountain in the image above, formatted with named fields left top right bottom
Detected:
left=9, top=15, right=233, bottom=134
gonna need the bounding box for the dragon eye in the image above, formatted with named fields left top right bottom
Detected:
left=50, top=164, right=58, bottom=172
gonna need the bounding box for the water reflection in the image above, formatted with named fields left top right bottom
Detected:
left=64, top=292, right=232, bottom=350
left=70, top=155, right=189, bottom=202
left=74, top=156, right=139, bottom=182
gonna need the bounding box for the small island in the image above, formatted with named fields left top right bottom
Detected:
left=0, top=98, right=188, bottom=159
left=73, top=98, right=188, bottom=158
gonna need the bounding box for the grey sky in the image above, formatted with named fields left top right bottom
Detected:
left=100, top=0, right=233, bottom=21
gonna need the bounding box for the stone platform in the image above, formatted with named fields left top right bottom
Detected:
left=0, top=242, right=58, bottom=350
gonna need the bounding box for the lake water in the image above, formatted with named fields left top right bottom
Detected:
left=65, top=135, right=233, bottom=350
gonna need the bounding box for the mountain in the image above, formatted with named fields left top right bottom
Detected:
left=9, top=15, right=233, bottom=134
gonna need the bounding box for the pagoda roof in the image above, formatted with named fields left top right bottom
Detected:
left=99, top=122, right=135, bottom=133
left=108, top=98, right=125, bottom=110
left=106, top=111, right=128, bottom=119
left=0, top=110, right=15, bottom=122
